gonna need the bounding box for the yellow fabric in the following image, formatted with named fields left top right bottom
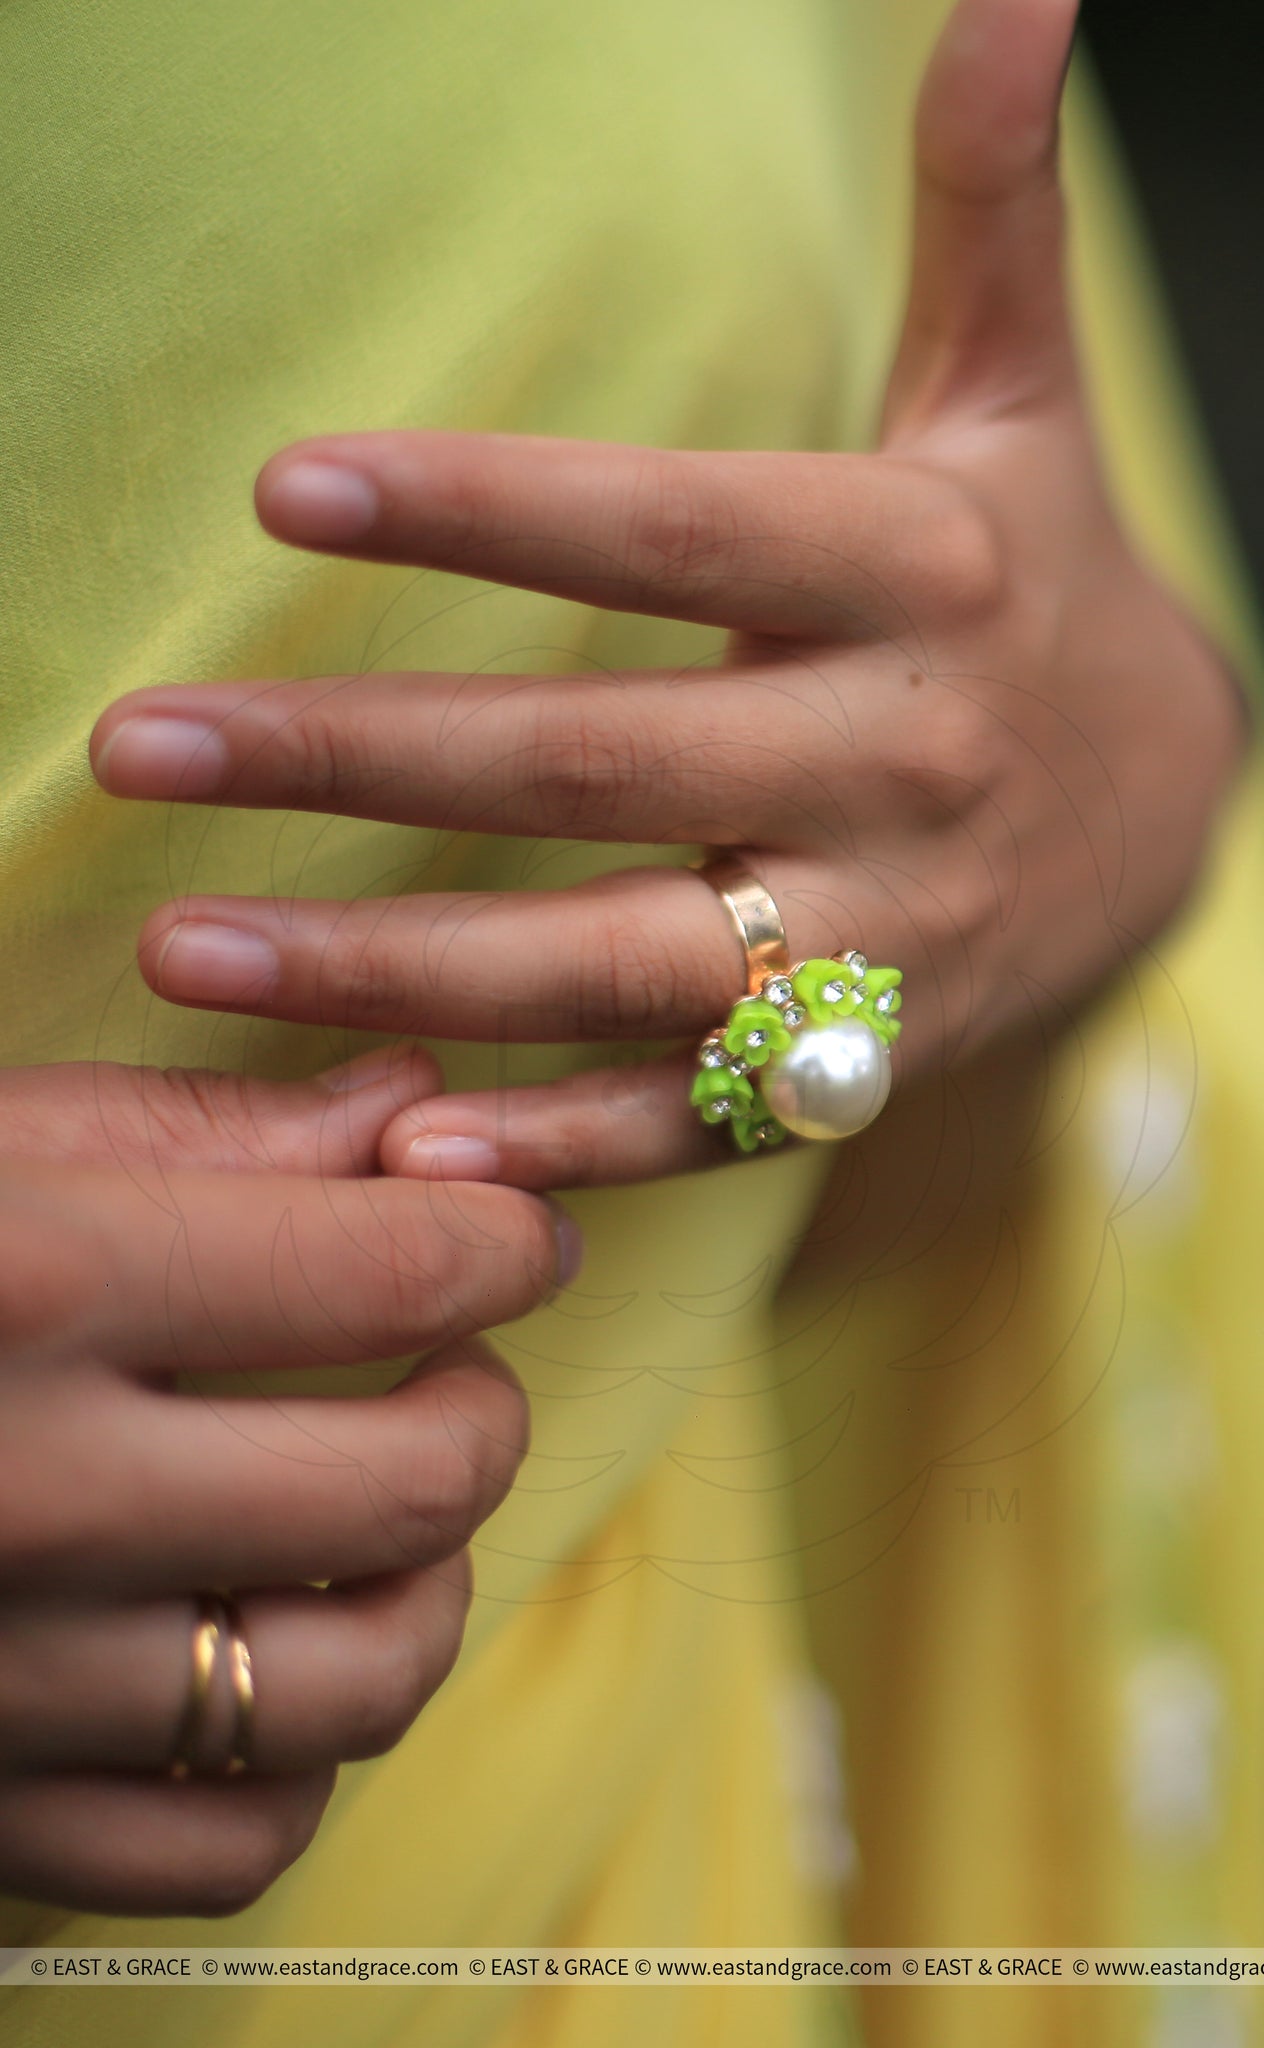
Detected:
left=1, top=6, right=1260, bottom=2048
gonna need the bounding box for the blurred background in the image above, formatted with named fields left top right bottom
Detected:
left=1085, top=1, right=1263, bottom=584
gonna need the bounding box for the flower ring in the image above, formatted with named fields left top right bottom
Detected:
left=690, top=857, right=903, bottom=1153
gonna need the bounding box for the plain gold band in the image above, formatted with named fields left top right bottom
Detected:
left=168, top=1593, right=226, bottom=1780
left=692, top=854, right=790, bottom=996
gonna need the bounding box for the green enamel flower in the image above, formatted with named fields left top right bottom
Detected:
left=722, top=995, right=792, bottom=1068
left=731, top=1089, right=788, bottom=1154
left=690, top=1063, right=755, bottom=1126
left=854, top=966, right=903, bottom=1047
left=790, top=956, right=864, bottom=1027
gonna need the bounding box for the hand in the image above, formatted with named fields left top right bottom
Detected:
left=89, top=0, right=1247, bottom=1193
left=0, top=1056, right=575, bottom=1915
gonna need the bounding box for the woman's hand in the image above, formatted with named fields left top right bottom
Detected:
left=90, top=0, right=1248, bottom=1191
left=0, top=1056, right=576, bottom=1915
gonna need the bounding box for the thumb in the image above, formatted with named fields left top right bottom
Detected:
left=884, top=0, right=1080, bottom=437
left=0, top=1044, right=444, bottom=1178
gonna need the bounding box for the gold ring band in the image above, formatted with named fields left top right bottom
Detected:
left=220, top=1594, right=256, bottom=1775
left=692, top=854, right=790, bottom=995
left=169, top=1593, right=226, bottom=1780
left=169, top=1590, right=256, bottom=1778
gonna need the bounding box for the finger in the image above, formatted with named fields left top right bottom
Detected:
left=885, top=0, right=1080, bottom=429
left=0, top=1768, right=335, bottom=1917
left=379, top=1051, right=732, bottom=1191
left=242, top=429, right=993, bottom=638
left=0, top=1044, right=443, bottom=1178
left=129, top=860, right=868, bottom=1043
left=90, top=593, right=982, bottom=848
left=0, top=1560, right=471, bottom=1771
left=14, top=1339, right=530, bottom=1596
left=93, top=661, right=848, bottom=848
left=0, top=1159, right=572, bottom=1372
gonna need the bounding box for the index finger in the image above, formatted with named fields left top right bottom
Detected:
left=251, top=431, right=996, bottom=639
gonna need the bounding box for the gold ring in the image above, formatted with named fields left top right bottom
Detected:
left=691, top=853, right=790, bottom=995
left=168, top=1593, right=226, bottom=1779
left=220, top=1595, right=256, bottom=1775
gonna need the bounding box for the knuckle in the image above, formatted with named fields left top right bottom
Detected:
left=357, top=1184, right=550, bottom=1353
left=377, top=1435, right=472, bottom=1560
left=925, top=492, right=1007, bottom=621
left=888, top=692, right=1008, bottom=813
left=349, top=1610, right=446, bottom=1759
left=471, top=1357, right=533, bottom=1486
left=281, top=701, right=377, bottom=809
left=356, top=1219, right=447, bottom=1354
left=322, top=920, right=422, bottom=1031
left=384, top=1357, right=529, bottom=1558
left=578, top=906, right=684, bottom=1034
left=424, top=1565, right=474, bottom=1695
left=144, top=1065, right=251, bottom=1163
left=441, top=1365, right=531, bottom=1529
left=897, top=475, right=1003, bottom=626
left=516, top=690, right=644, bottom=832
left=627, top=452, right=741, bottom=587
left=546, top=1107, right=602, bottom=1188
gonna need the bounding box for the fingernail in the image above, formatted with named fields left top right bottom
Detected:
left=400, top=1134, right=501, bottom=1181
left=262, top=460, right=379, bottom=544
left=544, top=1197, right=585, bottom=1288
left=96, top=717, right=231, bottom=799
left=154, top=923, right=279, bottom=1003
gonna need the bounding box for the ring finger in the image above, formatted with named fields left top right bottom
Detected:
left=133, top=859, right=898, bottom=1043
left=0, top=1558, right=471, bottom=1773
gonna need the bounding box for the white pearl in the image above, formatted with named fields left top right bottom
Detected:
left=762, top=1018, right=891, bottom=1140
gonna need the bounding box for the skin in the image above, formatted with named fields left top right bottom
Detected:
left=0, top=1051, right=575, bottom=1914
left=90, top=0, right=1248, bottom=1201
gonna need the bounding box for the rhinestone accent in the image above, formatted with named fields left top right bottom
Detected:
left=782, top=1003, right=806, bottom=1028
left=822, top=981, right=848, bottom=1005
left=842, top=950, right=868, bottom=978
left=762, top=976, right=794, bottom=1007
left=875, top=990, right=896, bottom=1015
left=745, top=1028, right=768, bottom=1050
left=728, top=1056, right=752, bottom=1078
left=700, top=1038, right=728, bottom=1068
left=710, top=1096, right=733, bottom=1120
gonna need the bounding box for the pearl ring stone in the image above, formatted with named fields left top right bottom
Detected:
left=761, top=1011, right=892, bottom=1140
left=690, top=952, right=903, bottom=1154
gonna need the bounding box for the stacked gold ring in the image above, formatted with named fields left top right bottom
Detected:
left=168, top=1591, right=256, bottom=1778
